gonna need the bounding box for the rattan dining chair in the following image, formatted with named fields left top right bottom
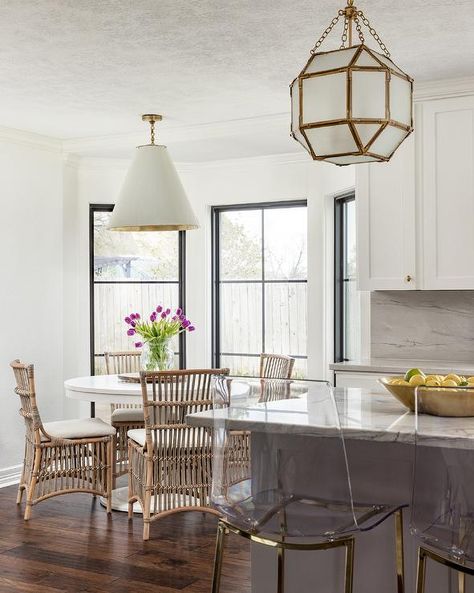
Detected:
left=230, top=355, right=295, bottom=458
left=411, top=386, right=474, bottom=593
left=259, top=353, right=295, bottom=380
left=128, top=368, right=230, bottom=540
left=11, top=360, right=115, bottom=519
left=211, top=376, right=407, bottom=593
left=104, top=351, right=144, bottom=483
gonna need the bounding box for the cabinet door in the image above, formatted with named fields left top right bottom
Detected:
left=422, top=96, right=474, bottom=289
left=356, top=134, right=416, bottom=290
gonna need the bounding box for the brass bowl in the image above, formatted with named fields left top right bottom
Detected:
left=379, top=376, right=474, bottom=417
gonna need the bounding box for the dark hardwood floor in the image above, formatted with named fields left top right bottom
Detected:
left=0, top=485, right=250, bottom=593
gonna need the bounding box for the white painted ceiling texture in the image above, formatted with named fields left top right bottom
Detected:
left=0, top=0, right=473, bottom=158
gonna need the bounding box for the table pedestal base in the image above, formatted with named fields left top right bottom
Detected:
left=100, top=486, right=142, bottom=513
left=100, top=487, right=201, bottom=514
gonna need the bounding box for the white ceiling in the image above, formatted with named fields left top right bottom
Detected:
left=1, top=0, right=473, bottom=156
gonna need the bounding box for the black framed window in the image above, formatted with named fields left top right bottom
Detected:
left=212, top=201, right=308, bottom=377
left=89, top=204, right=186, bottom=376
left=334, top=192, right=360, bottom=363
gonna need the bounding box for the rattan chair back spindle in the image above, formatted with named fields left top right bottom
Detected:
left=259, top=353, right=295, bottom=380
left=104, top=350, right=144, bottom=482
left=128, top=368, right=229, bottom=540
left=105, top=350, right=142, bottom=375
left=105, top=350, right=142, bottom=410
left=11, top=360, right=113, bottom=519
left=11, top=359, right=45, bottom=445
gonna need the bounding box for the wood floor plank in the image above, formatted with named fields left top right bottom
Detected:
left=0, top=486, right=250, bottom=593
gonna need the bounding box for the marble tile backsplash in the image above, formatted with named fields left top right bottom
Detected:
left=371, top=291, right=474, bottom=362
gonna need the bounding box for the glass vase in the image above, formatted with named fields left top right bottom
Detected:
left=140, top=337, right=175, bottom=371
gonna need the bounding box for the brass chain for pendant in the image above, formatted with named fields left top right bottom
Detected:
left=309, top=2, right=391, bottom=58
left=354, top=16, right=365, bottom=44
left=340, top=16, right=349, bottom=48
left=356, top=10, right=391, bottom=57
left=150, top=120, right=155, bottom=145
left=311, top=10, right=344, bottom=54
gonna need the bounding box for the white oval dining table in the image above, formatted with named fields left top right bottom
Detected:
left=64, top=374, right=143, bottom=406
left=65, top=373, right=250, bottom=407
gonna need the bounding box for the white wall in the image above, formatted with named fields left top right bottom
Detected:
left=179, top=155, right=310, bottom=369
left=62, top=153, right=355, bottom=409
left=0, top=132, right=64, bottom=478
left=306, top=164, right=356, bottom=378
left=0, top=139, right=355, bottom=479
left=63, top=158, right=127, bottom=384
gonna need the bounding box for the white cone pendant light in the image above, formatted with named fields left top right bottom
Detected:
left=290, top=0, right=413, bottom=166
left=109, top=114, right=199, bottom=231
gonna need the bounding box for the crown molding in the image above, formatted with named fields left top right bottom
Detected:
left=65, top=150, right=308, bottom=172
left=63, top=154, right=130, bottom=170
left=62, top=77, right=474, bottom=160
left=62, top=113, right=291, bottom=157
left=176, top=150, right=308, bottom=172
left=0, top=125, right=62, bottom=153
left=61, top=75, right=474, bottom=160
left=2, top=76, right=472, bottom=161
left=414, top=76, right=474, bottom=101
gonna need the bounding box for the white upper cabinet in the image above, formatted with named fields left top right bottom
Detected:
left=356, top=133, right=416, bottom=290
left=421, top=96, right=474, bottom=289
left=356, top=92, right=474, bottom=291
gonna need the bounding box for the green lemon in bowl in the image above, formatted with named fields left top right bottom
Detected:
left=404, top=368, right=425, bottom=382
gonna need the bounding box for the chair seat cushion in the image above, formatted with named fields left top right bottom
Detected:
left=127, top=429, right=147, bottom=447
left=43, top=418, right=116, bottom=440
left=111, top=408, right=144, bottom=423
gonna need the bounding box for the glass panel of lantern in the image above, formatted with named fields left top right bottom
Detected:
left=304, top=124, right=359, bottom=156
left=301, top=72, right=347, bottom=123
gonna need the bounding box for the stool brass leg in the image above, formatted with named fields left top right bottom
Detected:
left=458, top=571, right=466, bottom=593
left=277, top=504, right=287, bottom=593
left=344, top=538, right=354, bottom=593
left=211, top=521, right=227, bottom=593
left=277, top=545, right=285, bottom=593
left=416, top=548, right=427, bottom=593
left=395, top=509, right=405, bottom=593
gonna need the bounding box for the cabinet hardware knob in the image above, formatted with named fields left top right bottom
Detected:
left=406, top=275, right=412, bottom=282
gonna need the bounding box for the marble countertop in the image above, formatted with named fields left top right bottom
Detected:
left=330, top=358, right=474, bottom=376
left=188, top=387, right=474, bottom=449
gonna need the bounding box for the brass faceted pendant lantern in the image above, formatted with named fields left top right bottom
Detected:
left=290, top=0, right=413, bottom=165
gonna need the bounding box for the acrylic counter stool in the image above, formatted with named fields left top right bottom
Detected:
left=210, top=377, right=407, bottom=593
left=412, top=386, right=474, bottom=593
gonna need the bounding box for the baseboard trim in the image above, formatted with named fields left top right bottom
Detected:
left=0, top=464, right=22, bottom=488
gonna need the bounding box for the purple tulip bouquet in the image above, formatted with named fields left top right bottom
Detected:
left=125, top=306, right=195, bottom=371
